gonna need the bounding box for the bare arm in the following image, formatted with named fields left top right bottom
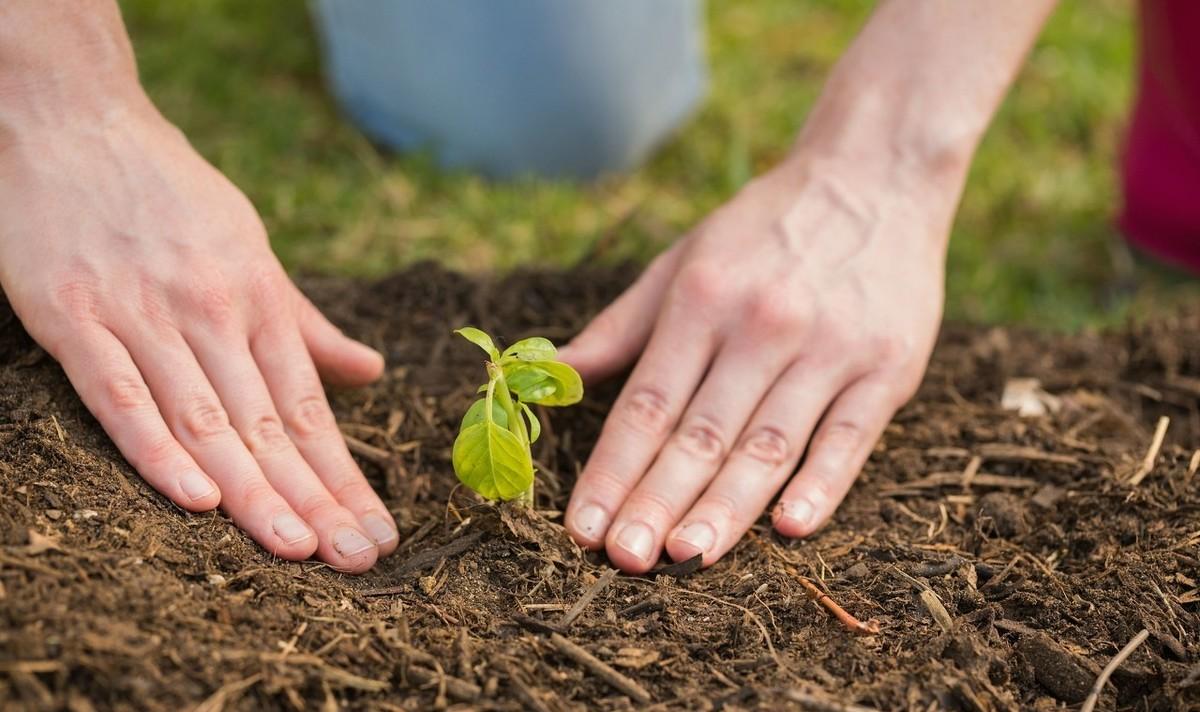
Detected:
left=562, top=0, right=1058, bottom=572
left=0, top=2, right=399, bottom=571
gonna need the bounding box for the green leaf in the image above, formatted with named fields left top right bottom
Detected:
left=501, top=337, right=557, bottom=362
left=454, top=327, right=500, bottom=361
left=520, top=402, right=541, bottom=443
left=503, top=361, right=584, bottom=406
left=459, top=398, right=508, bottom=431
left=452, top=420, right=534, bottom=500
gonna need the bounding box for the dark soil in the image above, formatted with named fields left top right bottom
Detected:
left=2, top=265, right=1199, bottom=711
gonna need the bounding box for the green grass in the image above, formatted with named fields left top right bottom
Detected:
left=119, top=0, right=1198, bottom=329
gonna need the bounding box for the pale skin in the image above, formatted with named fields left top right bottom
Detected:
left=0, top=1, right=1057, bottom=574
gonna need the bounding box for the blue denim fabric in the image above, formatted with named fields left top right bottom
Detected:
left=311, top=0, right=707, bottom=179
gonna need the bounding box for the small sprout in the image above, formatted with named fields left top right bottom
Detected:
left=451, top=327, right=583, bottom=504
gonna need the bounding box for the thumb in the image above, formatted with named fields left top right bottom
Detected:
left=296, top=294, right=385, bottom=387
left=558, top=246, right=682, bottom=383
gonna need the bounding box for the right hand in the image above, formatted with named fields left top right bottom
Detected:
left=0, top=101, right=398, bottom=573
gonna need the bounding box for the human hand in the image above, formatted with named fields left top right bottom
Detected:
left=0, top=105, right=398, bottom=572
left=559, top=159, right=952, bottom=572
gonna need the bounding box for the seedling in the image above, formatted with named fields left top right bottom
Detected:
left=451, top=327, right=583, bottom=504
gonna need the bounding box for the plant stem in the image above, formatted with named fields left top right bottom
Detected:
left=490, top=363, right=535, bottom=506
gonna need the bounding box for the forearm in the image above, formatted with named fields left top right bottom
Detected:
left=0, top=1, right=152, bottom=139
left=789, top=0, right=1057, bottom=215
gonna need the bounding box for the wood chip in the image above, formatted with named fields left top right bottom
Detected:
left=1188, top=450, right=1199, bottom=480
left=549, top=632, right=651, bottom=704
left=559, top=567, right=617, bottom=628
left=918, top=589, right=955, bottom=633
left=1128, top=416, right=1169, bottom=486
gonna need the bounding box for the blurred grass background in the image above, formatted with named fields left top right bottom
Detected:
left=119, top=0, right=1197, bottom=329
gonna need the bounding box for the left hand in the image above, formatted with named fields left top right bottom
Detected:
left=559, top=157, right=951, bottom=572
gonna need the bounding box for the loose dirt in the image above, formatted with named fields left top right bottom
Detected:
left=1, top=265, right=1198, bottom=711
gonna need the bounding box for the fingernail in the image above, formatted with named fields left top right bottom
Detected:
left=614, top=522, right=655, bottom=563
left=673, top=521, right=716, bottom=554
left=774, top=499, right=814, bottom=530
left=332, top=527, right=375, bottom=557
left=179, top=470, right=216, bottom=501
left=573, top=504, right=610, bottom=539
left=362, top=513, right=398, bottom=546
left=272, top=513, right=315, bottom=545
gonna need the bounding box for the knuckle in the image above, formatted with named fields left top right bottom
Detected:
left=178, top=397, right=232, bottom=443
left=242, top=413, right=292, bottom=457
left=869, top=333, right=915, bottom=364
left=623, top=489, right=678, bottom=522
left=243, top=266, right=290, bottom=311
left=671, top=261, right=724, bottom=307
left=672, top=415, right=727, bottom=462
left=284, top=394, right=335, bottom=439
left=105, top=374, right=154, bottom=414
left=737, top=426, right=792, bottom=467
left=818, top=420, right=863, bottom=457
left=618, top=385, right=673, bottom=436
left=746, top=291, right=808, bottom=335
left=702, top=491, right=740, bottom=524
left=183, top=280, right=238, bottom=330
left=238, top=478, right=278, bottom=507
left=50, top=273, right=102, bottom=323
left=136, top=436, right=180, bottom=469
left=296, top=491, right=340, bottom=522
left=580, top=465, right=634, bottom=501
left=328, top=475, right=371, bottom=505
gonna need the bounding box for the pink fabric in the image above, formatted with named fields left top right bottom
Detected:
left=1120, top=0, right=1200, bottom=273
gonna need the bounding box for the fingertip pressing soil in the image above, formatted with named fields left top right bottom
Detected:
left=1, top=264, right=1198, bottom=711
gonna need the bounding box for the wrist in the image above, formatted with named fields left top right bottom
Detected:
left=0, top=2, right=154, bottom=143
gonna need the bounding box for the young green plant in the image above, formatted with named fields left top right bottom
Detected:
left=451, top=327, right=583, bottom=505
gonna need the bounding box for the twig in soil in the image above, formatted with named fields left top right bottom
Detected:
left=548, top=632, right=652, bottom=704
left=559, top=567, right=617, bottom=629
left=193, top=673, right=263, bottom=712
left=1127, top=416, right=1169, bottom=487
left=618, top=594, right=664, bottom=618
left=783, top=688, right=881, bottom=712
left=649, top=553, right=703, bottom=578
left=512, top=613, right=565, bottom=636
left=405, top=664, right=481, bottom=703
left=1188, top=450, right=1199, bottom=480
left=342, top=433, right=400, bottom=467
left=889, top=567, right=954, bottom=632
left=911, top=555, right=966, bottom=578
left=496, top=659, right=554, bottom=712
left=362, top=530, right=484, bottom=594
left=1080, top=628, right=1149, bottom=712
left=793, top=574, right=881, bottom=636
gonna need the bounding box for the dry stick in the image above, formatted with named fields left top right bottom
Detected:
left=406, top=665, right=481, bottom=703
left=783, top=689, right=882, bottom=712
left=193, top=673, right=263, bottom=712
left=548, top=632, right=651, bottom=704
left=1080, top=629, right=1149, bottom=712
left=1128, top=416, right=1170, bottom=486
left=496, top=659, right=553, bottom=712
left=342, top=433, right=398, bottom=466
left=559, top=568, right=617, bottom=629
left=794, top=575, right=881, bottom=636
left=1188, top=450, right=1200, bottom=480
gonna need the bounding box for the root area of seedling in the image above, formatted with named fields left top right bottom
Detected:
left=1, top=264, right=1199, bottom=710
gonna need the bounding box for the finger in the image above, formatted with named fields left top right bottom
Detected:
left=188, top=335, right=381, bottom=573
left=558, top=243, right=684, bottom=383
left=603, top=336, right=792, bottom=573
left=51, top=325, right=221, bottom=512
left=107, top=322, right=320, bottom=561
left=251, top=322, right=399, bottom=557
left=772, top=376, right=899, bottom=538
left=296, top=292, right=385, bottom=388
left=564, top=276, right=718, bottom=552
left=663, top=361, right=850, bottom=565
